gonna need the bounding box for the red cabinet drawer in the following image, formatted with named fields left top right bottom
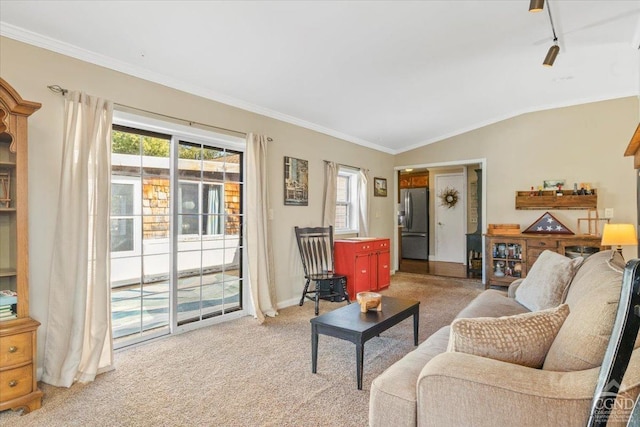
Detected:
left=373, top=240, right=389, bottom=250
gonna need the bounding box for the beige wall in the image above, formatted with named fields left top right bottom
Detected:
left=396, top=97, right=639, bottom=261
left=3, top=35, right=639, bottom=372
left=0, top=37, right=397, bottom=369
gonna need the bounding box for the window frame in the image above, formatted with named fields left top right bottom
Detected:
left=110, top=176, right=142, bottom=258
left=335, top=167, right=360, bottom=235
left=177, top=179, right=225, bottom=239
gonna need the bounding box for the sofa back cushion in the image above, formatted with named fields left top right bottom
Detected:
left=542, top=250, right=624, bottom=371
left=514, top=250, right=583, bottom=311
left=565, top=250, right=624, bottom=306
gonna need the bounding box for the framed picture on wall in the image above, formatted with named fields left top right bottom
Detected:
left=284, top=156, right=308, bottom=206
left=374, top=177, right=387, bottom=197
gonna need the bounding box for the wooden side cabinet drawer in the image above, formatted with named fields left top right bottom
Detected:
left=0, top=332, right=32, bottom=366
left=0, top=364, right=33, bottom=402
left=526, top=239, right=558, bottom=249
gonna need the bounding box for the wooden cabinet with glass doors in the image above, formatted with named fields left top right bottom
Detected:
left=485, top=236, right=526, bottom=288
left=485, top=233, right=603, bottom=289
left=0, top=78, right=42, bottom=414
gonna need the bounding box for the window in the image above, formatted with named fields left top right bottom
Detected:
left=111, top=182, right=135, bottom=252
left=335, top=168, right=359, bottom=233
left=178, top=181, right=224, bottom=236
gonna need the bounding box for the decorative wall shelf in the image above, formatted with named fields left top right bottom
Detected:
left=515, top=190, right=597, bottom=210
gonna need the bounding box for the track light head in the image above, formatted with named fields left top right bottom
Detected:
left=543, top=44, right=560, bottom=67
left=529, top=0, right=544, bottom=12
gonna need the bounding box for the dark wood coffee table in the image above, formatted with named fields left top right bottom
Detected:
left=310, top=295, right=419, bottom=390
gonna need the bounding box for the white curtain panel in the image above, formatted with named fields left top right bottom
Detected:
left=42, top=91, right=114, bottom=387
left=322, top=161, right=338, bottom=227
left=246, top=133, right=278, bottom=323
left=358, top=169, right=370, bottom=237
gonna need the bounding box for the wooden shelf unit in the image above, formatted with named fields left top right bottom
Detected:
left=515, top=190, right=597, bottom=210
left=0, top=78, right=42, bottom=414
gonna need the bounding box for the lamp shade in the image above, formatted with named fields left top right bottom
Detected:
left=529, top=0, right=544, bottom=12
left=543, top=44, right=560, bottom=67
left=601, top=224, right=638, bottom=247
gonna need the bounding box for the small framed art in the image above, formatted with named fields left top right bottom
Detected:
left=374, top=177, right=387, bottom=197
left=543, top=179, right=565, bottom=190
left=284, top=156, right=308, bottom=206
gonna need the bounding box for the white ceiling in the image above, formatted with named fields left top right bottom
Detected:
left=1, top=1, right=639, bottom=154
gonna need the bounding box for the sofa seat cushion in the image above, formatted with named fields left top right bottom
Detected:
left=448, top=304, right=570, bottom=368
left=515, top=250, right=583, bottom=312
left=369, top=325, right=450, bottom=427
left=455, top=289, right=529, bottom=320
left=543, top=250, right=624, bottom=371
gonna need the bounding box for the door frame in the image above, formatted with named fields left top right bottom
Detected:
left=393, top=158, right=487, bottom=284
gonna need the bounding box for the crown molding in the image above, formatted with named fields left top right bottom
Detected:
left=2, top=22, right=635, bottom=157
left=0, top=22, right=395, bottom=154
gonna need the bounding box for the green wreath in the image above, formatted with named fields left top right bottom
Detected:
left=438, top=186, right=459, bottom=209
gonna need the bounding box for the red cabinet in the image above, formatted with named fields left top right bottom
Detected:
left=334, top=238, right=391, bottom=300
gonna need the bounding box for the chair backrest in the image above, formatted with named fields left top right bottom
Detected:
left=294, top=226, right=336, bottom=278
left=587, top=258, right=640, bottom=426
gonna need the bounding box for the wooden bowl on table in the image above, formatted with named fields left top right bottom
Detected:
left=356, top=292, right=382, bottom=313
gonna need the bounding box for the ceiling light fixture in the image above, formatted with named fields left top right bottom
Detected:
left=543, top=42, right=560, bottom=67
left=542, top=1, right=560, bottom=67
left=529, top=0, right=544, bottom=13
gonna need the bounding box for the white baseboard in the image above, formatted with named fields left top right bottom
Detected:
left=277, top=297, right=301, bottom=310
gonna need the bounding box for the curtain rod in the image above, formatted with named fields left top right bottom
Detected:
left=47, top=84, right=272, bottom=141
left=324, top=159, right=360, bottom=170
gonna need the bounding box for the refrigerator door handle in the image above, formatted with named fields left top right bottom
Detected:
left=407, top=192, right=413, bottom=230
left=403, top=191, right=409, bottom=228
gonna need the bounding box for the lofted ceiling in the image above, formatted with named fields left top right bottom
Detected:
left=1, top=1, right=639, bottom=154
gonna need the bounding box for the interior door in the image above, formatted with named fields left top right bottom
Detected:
left=434, top=173, right=465, bottom=263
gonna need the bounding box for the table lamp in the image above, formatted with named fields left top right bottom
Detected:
left=601, top=223, right=638, bottom=258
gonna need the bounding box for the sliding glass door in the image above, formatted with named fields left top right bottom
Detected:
left=176, top=141, right=243, bottom=325
left=110, top=125, right=244, bottom=348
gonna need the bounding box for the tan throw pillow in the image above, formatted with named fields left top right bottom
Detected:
left=515, top=250, right=583, bottom=311
left=447, top=304, right=570, bottom=368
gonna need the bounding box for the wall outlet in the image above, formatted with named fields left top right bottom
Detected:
left=604, top=208, right=614, bottom=218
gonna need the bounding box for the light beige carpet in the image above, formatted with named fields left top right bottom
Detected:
left=0, top=273, right=482, bottom=427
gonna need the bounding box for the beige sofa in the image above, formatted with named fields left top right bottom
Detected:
left=369, top=250, right=640, bottom=427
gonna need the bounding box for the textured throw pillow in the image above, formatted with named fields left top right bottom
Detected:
left=447, top=304, right=570, bottom=368
left=515, top=250, right=583, bottom=311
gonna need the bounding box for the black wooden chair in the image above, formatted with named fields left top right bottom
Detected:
left=294, top=226, right=350, bottom=315
left=587, top=258, right=640, bottom=426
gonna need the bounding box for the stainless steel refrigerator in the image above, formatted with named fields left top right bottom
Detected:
left=401, top=188, right=429, bottom=260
